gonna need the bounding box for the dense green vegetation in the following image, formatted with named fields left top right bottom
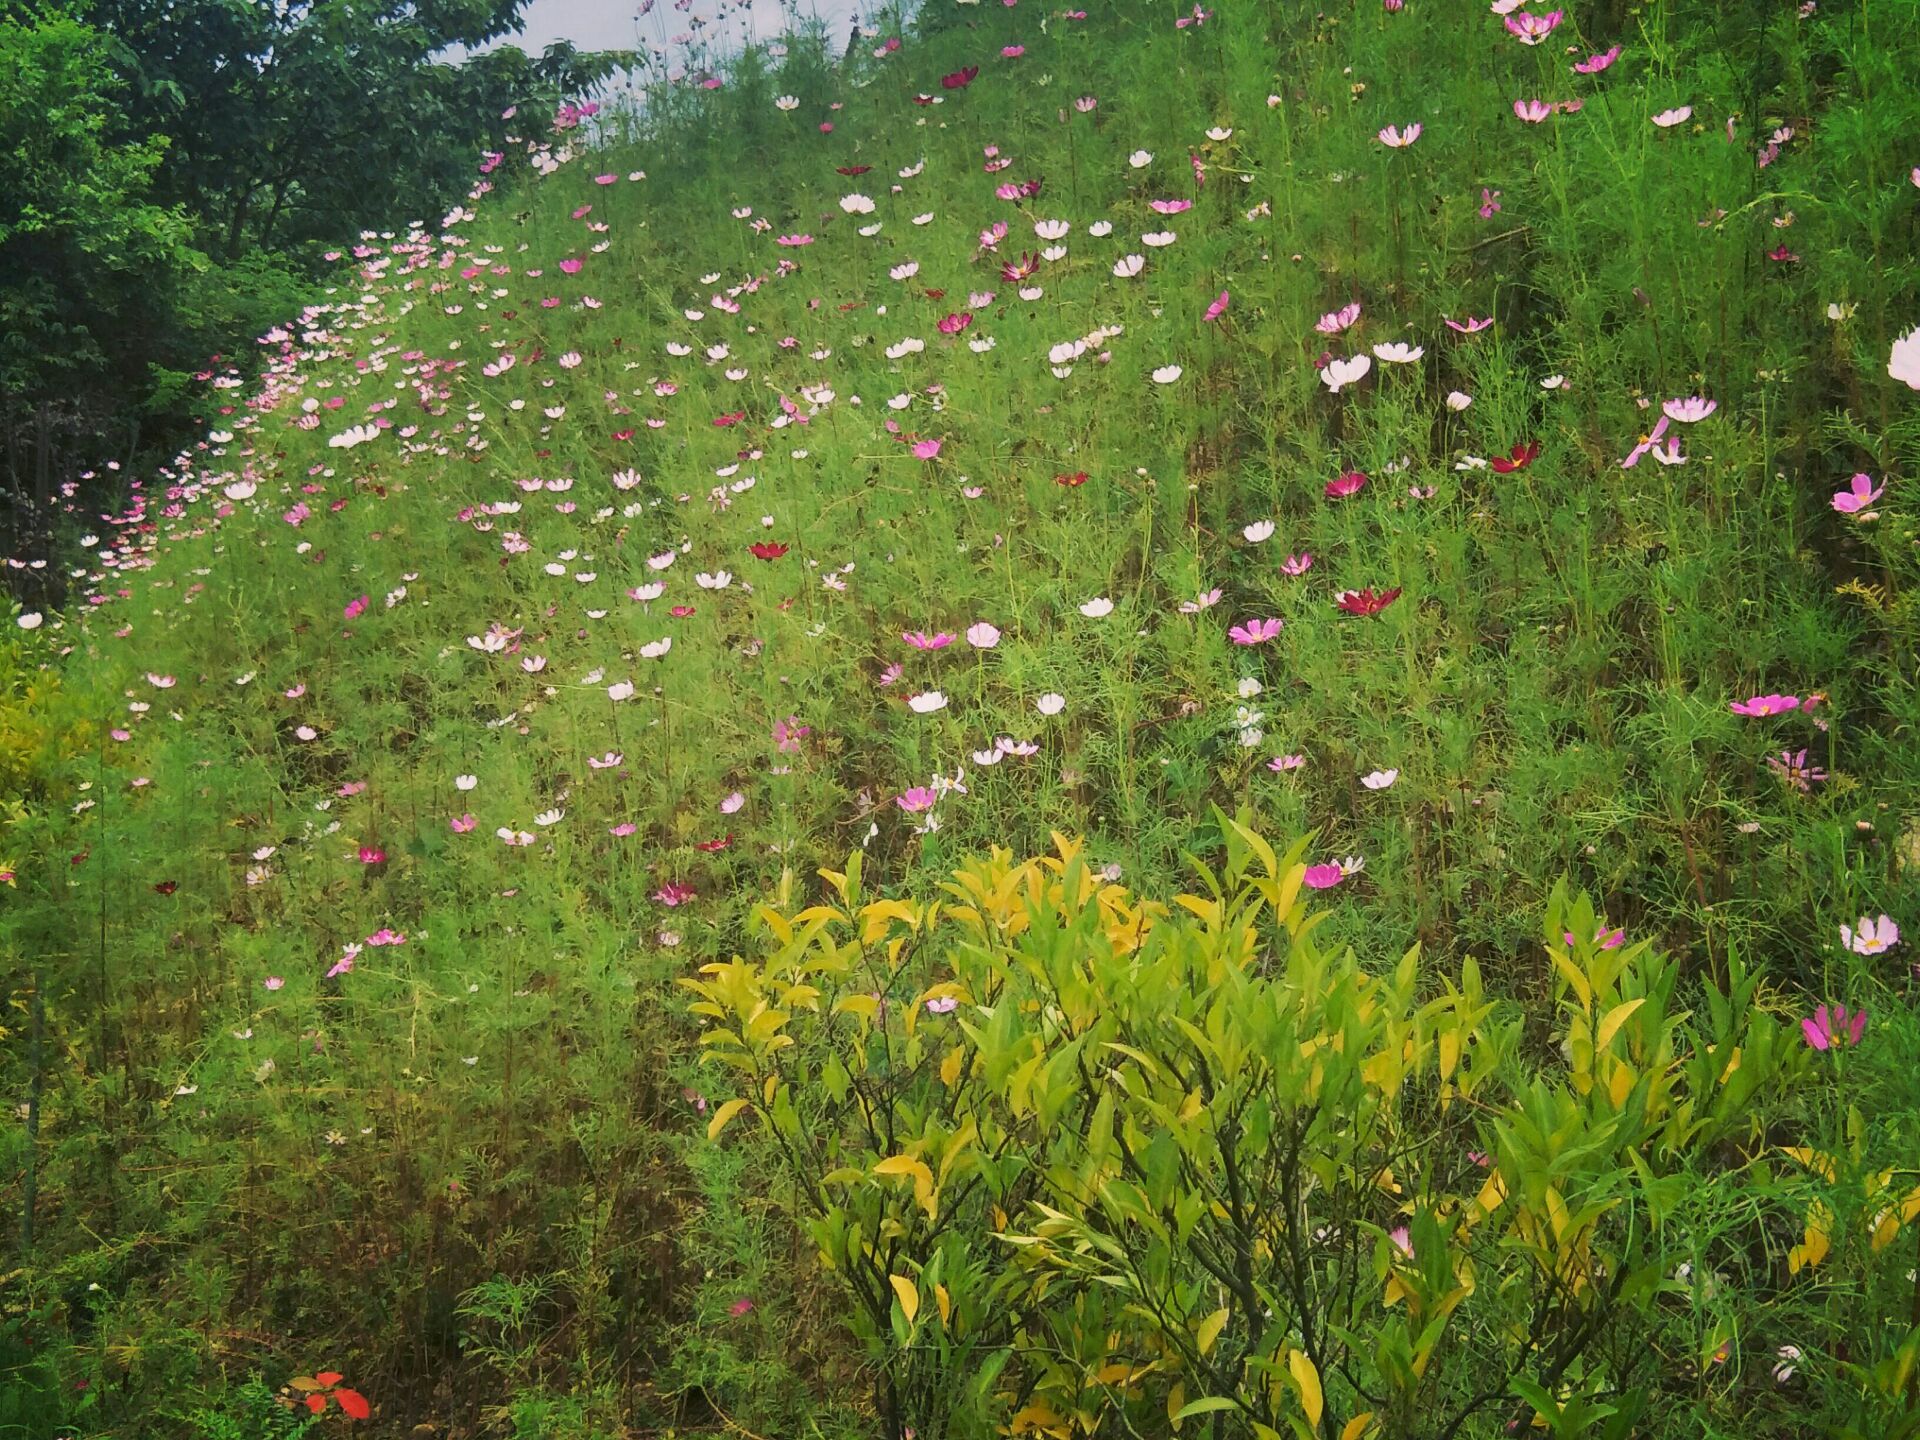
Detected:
left=0, top=0, right=626, bottom=577
left=4, top=0, right=1920, bottom=1436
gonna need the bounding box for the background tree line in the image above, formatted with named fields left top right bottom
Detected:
left=0, top=0, right=630, bottom=597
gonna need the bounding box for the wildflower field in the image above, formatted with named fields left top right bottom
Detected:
left=6, top=0, right=1920, bottom=1436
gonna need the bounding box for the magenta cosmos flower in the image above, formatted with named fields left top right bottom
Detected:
left=1302, top=863, right=1344, bottom=889
left=1729, top=693, right=1800, bottom=717
left=1801, top=1003, right=1866, bottom=1052
left=1325, top=469, right=1367, bottom=499
left=1229, top=618, right=1284, bottom=645
left=1832, top=474, right=1884, bottom=513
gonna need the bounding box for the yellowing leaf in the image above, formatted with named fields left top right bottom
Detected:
left=1196, top=1306, right=1230, bottom=1356
left=873, top=1153, right=938, bottom=1219
left=1288, top=1349, right=1324, bottom=1426
left=1595, top=997, right=1647, bottom=1052
left=935, top=1283, right=952, bottom=1325
left=707, top=1098, right=750, bottom=1141
left=1340, top=1414, right=1375, bottom=1440
left=890, top=1273, right=919, bottom=1325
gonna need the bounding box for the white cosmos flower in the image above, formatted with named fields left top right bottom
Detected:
left=640, top=637, right=672, bottom=659
left=456, top=774, right=478, bottom=790
left=1361, top=769, right=1399, bottom=790
left=1321, top=354, right=1372, bottom=392
left=1129, top=150, right=1153, bottom=168
left=1141, top=231, right=1177, bottom=247
left=1372, top=342, right=1424, bottom=363
left=1112, top=254, right=1145, bottom=277
left=1036, top=692, right=1066, bottom=716
left=534, top=808, right=565, bottom=826
left=1079, top=596, right=1114, bottom=617
left=907, top=690, right=948, bottom=714
left=1446, top=390, right=1473, bottom=411
left=1152, top=365, right=1183, bottom=384
left=608, top=681, right=635, bottom=701
left=1243, top=520, right=1275, bottom=543
left=839, top=193, right=875, bottom=214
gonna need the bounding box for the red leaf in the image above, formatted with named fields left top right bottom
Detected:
left=305, top=1394, right=328, bottom=1414
left=314, top=1371, right=344, bottom=1387
left=334, top=1387, right=371, bottom=1421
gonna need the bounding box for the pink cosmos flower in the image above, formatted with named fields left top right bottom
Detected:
left=1513, top=99, right=1553, bottom=124
left=1801, top=1003, right=1866, bottom=1051
left=1831, top=474, right=1884, bottom=513
left=1563, top=927, right=1625, bottom=950
left=1504, top=9, right=1562, bottom=43
left=1377, top=123, right=1421, bottom=148
left=896, top=787, right=938, bottom=813
left=1268, top=754, right=1305, bottom=771
left=1729, top=693, right=1800, bottom=716
left=1619, top=416, right=1672, bottom=468
left=610, top=822, right=638, bottom=836
left=773, top=716, right=810, bottom=752
left=1315, top=302, right=1361, bottom=335
left=1662, top=395, right=1718, bottom=423
left=903, top=630, right=956, bottom=650
left=1444, top=315, right=1493, bottom=333
left=451, top=814, right=477, bottom=832
left=1842, top=915, right=1899, bottom=955
left=343, top=594, right=370, bottom=621
left=1204, top=290, right=1230, bottom=322
left=966, top=621, right=1001, bottom=647
left=925, top=995, right=959, bottom=1014
left=1229, top=618, right=1285, bottom=645
left=1767, top=748, right=1827, bottom=792
left=912, top=438, right=943, bottom=460
left=1478, top=188, right=1502, bottom=218
left=1573, top=45, right=1621, bottom=73
left=1281, top=552, right=1314, bottom=576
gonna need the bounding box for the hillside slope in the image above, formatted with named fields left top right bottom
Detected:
left=5, top=1, right=1920, bottom=1435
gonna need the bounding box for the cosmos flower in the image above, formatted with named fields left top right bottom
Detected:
left=1842, top=915, right=1900, bottom=955
left=1801, top=1003, right=1866, bottom=1051
left=1832, top=474, right=1884, bottom=513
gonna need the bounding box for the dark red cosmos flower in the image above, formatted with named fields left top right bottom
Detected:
left=694, top=834, right=733, bottom=853
left=712, top=411, right=747, bottom=427
left=923, top=288, right=946, bottom=300
left=670, top=605, right=695, bottom=618
left=912, top=93, right=936, bottom=106
left=1489, top=440, right=1541, bottom=474
left=153, top=880, right=178, bottom=895
left=836, top=165, right=872, bottom=176
left=940, top=66, right=979, bottom=89
left=1335, top=586, right=1404, bottom=616
left=1014, top=178, right=1043, bottom=200
left=749, top=541, right=789, bottom=559
left=1000, top=251, right=1040, bottom=283
left=937, top=311, right=973, bottom=334
left=1056, top=470, right=1089, bottom=487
